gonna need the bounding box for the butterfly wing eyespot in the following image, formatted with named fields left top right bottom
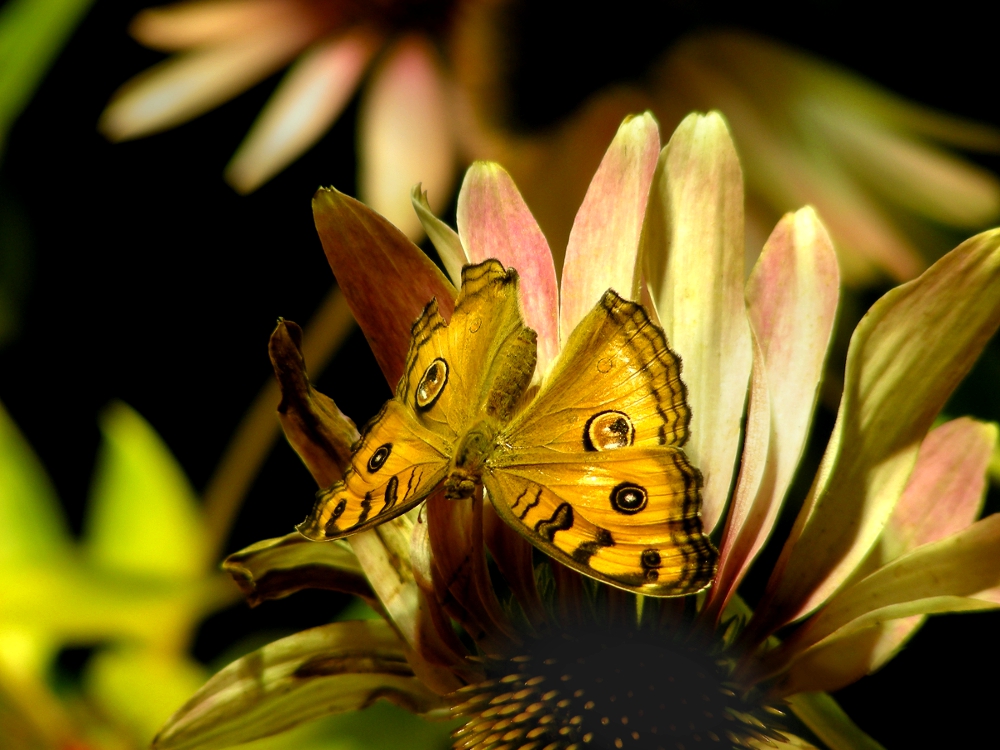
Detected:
left=415, top=358, right=448, bottom=410
left=367, top=443, right=392, bottom=472
left=584, top=410, right=635, bottom=451
left=610, top=482, right=648, bottom=514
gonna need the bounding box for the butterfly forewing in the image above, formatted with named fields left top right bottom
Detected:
left=484, top=447, right=716, bottom=596
left=504, top=290, right=689, bottom=454
left=297, top=401, right=450, bottom=540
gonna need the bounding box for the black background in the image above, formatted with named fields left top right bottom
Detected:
left=2, top=0, right=998, bottom=745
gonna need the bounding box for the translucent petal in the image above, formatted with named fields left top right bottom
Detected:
left=411, top=184, right=468, bottom=286
left=130, top=0, right=300, bottom=51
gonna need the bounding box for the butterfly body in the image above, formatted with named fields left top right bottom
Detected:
left=298, top=259, right=717, bottom=597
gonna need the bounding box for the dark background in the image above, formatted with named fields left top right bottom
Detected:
left=2, top=0, right=997, bottom=744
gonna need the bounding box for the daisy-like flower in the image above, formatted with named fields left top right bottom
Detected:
left=153, top=113, right=1000, bottom=750
left=100, top=0, right=467, bottom=238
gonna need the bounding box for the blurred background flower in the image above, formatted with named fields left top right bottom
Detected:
left=2, top=0, right=1000, bottom=747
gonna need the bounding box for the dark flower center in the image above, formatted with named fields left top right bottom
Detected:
left=451, top=635, right=788, bottom=750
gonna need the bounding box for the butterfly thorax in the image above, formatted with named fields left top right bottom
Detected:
left=445, top=419, right=501, bottom=500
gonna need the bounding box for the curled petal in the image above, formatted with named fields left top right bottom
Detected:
left=707, top=208, right=839, bottom=618
left=269, top=318, right=359, bottom=487
left=559, top=112, right=660, bottom=338
left=312, top=187, right=455, bottom=386
left=227, top=30, right=381, bottom=193
left=749, top=228, right=1000, bottom=640
left=411, top=184, right=468, bottom=286
left=152, top=619, right=445, bottom=750
left=100, top=19, right=316, bottom=141
left=358, top=35, right=455, bottom=241
left=641, top=111, right=752, bottom=531
left=457, top=161, right=559, bottom=374
left=130, top=0, right=306, bottom=51
left=223, top=533, right=373, bottom=607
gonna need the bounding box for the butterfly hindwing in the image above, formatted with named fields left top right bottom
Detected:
left=484, top=446, right=716, bottom=596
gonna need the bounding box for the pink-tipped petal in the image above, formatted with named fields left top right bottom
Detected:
left=411, top=184, right=468, bottom=286
left=358, top=35, right=455, bottom=241
left=457, top=161, right=559, bottom=373
left=226, top=30, right=381, bottom=193
left=100, top=19, right=316, bottom=141
left=749, top=228, right=1000, bottom=641
left=641, top=112, right=752, bottom=531
left=559, top=112, right=660, bottom=339
left=130, top=0, right=303, bottom=51
left=707, top=208, right=839, bottom=618
left=312, top=187, right=455, bottom=386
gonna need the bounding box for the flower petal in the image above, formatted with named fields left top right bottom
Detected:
left=130, top=0, right=303, bottom=51
left=358, top=35, right=455, bottom=242
left=411, top=184, right=468, bottom=286
left=878, top=417, right=997, bottom=561
left=312, top=187, right=455, bottom=386
left=707, top=208, right=839, bottom=618
left=641, top=112, right=752, bottom=531
left=268, top=318, right=359, bottom=487
left=762, top=513, right=1000, bottom=681
left=559, top=112, right=660, bottom=338
left=456, top=161, right=559, bottom=373
left=222, top=533, right=374, bottom=607
left=786, top=692, right=886, bottom=750
left=100, top=19, right=316, bottom=141
left=151, top=620, right=445, bottom=750
left=749, top=228, right=1000, bottom=638
left=226, top=30, right=381, bottom=193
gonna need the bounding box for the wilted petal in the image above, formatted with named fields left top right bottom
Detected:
left=559, top=112, right=660, bottom=338
left=223, top=533, right=373, bottom=607
left=152, top=620, right=445, bottom=750
left=641, top=112, right=752, bottom=530
left=749, top=228, right=1000, bottom=639
left=312, top=187, right=455, bottom=386
left=482, top=501, right=547, bottom=629
left=411, top=184, right=468, bottom=286
left=456, top=161, right=559, bottom=373
left=130, top=0, right=304, bottom=51
left=707, top=209, right=839, bottom=618
left=100, top=19, right=316, bottom=141
left=269, top=319, right=359, bottom=486
left=358, top=35, right=455, bottom=241
left=786, top=692, right=886, bottom=750
left=227, top=30, right=381, bottom=193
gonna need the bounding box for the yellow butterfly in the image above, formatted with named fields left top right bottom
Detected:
left=297, top=259, right=717, bottom=596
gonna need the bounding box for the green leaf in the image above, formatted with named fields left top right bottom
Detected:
left=153, top=620, right=446, bottom=750
left=85, top=401, right=206, bottom=579
left=85, top=645, right=209, bottom=747
left=0, top=399, right=70, bottom=565
left=0, top=0, right=95, bottom=152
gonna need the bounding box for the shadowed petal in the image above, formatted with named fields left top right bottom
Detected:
left=312, top=187, right=455, bottom=386
left=559, top=112, right=660, bottom=338
left=456, top=161, right=559, bottom=373
left=152, top=620, right=445, bottom=750
left=771, top=418, right=996, bottom=694
left=358, top=35, right=455, bottom=241
left=761, top=513, right=1000, bottom=681
left=411, top=184, right=468, bottom=285
left=707, top=209, right=839, bottom=618
left=130, top=0, right=303, bottom=51
left=223, top=533, right=374, bottom=607
left=100, top=19, right=316, bottom=140
left=227, top=30, right=381, bottom=193
left=748, top=228, right=1000, bottom=640
left=641, top=112, right=752, bottom=531
left=786, top=693, right=886, bottom=750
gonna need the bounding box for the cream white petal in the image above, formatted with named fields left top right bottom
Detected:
left=641, top=112, right=752, bottom=531
left=100, top=19, right=316, bottom=140
left=411, top=184, right=468, bottom=286
left=358, top=35, right=455, bottom=242
left=226, top=30, right=381, bottom=193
